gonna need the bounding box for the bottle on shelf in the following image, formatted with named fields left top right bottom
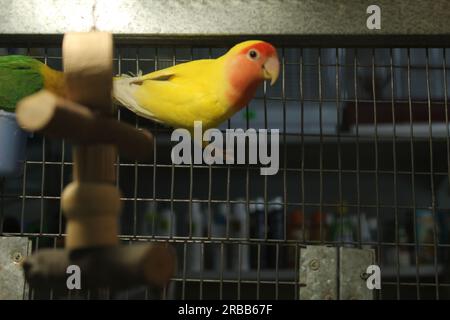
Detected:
left=398, top=226, right=411, bottom=267
left=267, top=196, right=284, bottom=268
left=310, top=210, right=327, bottom=243
left=143, top=201, right=157, bottom=236
left=287, top=208, right=307, bottom=268
left=156, top=206, right=177, bottom=237
left=211, top=203, right=228, bottom=271
left=416, top=209, right=435, bottom=264
left=188, top=201, right=204, bottom=272
left=231, top=198, right=250, bottom=271
left=359, top=212, right=371, bottom=249
left=330, top=201, right=355, bottom=247
left=250, top=197, right=267, bottom=269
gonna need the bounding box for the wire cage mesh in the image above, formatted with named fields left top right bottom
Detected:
left=1, top=43, right=450, bottom=300
left=2, top=0, right=450, bottom=300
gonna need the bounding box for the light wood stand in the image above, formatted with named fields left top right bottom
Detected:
left=16, top=32, right=175, bottom=291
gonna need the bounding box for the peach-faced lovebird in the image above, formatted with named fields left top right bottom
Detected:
left=113, top=40, right=279, bottom=131
left=0, top=55, right=65, bottom=112
left=0, top=41, right=279, bottom=133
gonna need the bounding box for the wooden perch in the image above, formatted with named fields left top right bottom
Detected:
left=18, top=31, right=176, bottom=291
left=22, top=244, right=176, bottom=290
left=16, top=90, right=153, bottom=162
left=63, top=32, right=113, bottom=115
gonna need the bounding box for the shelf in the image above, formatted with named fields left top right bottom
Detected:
left=349, top=123, right=450, bottom=139
left=381, top=264, right=444, bottom=278
left=178, top=265, right=444, bottom=281
left=179, top=270, right=296, bottom=281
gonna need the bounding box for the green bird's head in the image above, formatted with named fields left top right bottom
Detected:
left=0, top=55, right=64, bottom=113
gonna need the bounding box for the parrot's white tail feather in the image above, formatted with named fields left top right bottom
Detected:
left=123, top=70, right=143, bottom=77
left=119, top=70, right=143, bottom=78
left=113, top=77, right=161, bottom=123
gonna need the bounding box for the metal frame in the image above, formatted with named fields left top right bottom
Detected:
left=1, top=0, right=450, bottom=47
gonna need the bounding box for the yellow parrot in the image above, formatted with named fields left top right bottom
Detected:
left=1, top=40, right=279, bottom=134
left=113, top=40, right=279, bottom=132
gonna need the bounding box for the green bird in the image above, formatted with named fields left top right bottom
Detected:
left=0, top=55, right=65, bottom=112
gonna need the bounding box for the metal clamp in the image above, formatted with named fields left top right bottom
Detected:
left=0, top=236, right=31, bottom=300
left=299, top=245, right=375, bottom=300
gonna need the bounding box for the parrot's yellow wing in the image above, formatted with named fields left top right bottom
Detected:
left=113, top=59, right=230, bottom=130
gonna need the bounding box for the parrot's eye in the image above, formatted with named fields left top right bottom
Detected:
left=247, top=49, right=260, bottom=60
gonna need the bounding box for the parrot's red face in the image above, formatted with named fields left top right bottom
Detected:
left=225, top=41, right=280, bottom=109
left=238, top=42, right=280, bottom=86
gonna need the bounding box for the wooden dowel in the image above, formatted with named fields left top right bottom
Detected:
left=60, top=32, right=118, bottom=250
left=61, top=181, right=122, bottom=248
left=16, top=90, right=153, bottom=162
left=22, top=244, right=176, bottom=290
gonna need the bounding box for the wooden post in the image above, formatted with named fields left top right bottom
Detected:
left=60, top=32, right=118, bottom=249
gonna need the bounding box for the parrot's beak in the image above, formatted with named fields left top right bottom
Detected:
left=263, top=55, right=280, bottom=86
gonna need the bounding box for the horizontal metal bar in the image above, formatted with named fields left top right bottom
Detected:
left=2, top=232, right=450, bottom=248
left=1, top=0, right=450, bottom=47
left=173, top=278, right=450, bottom=286
left=0, top=193, right=446, bottom=211
left=9, top=161, right=450, bottom=176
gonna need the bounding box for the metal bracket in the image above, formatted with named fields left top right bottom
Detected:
left=0, top=236, right=32, bottom=300
left=299, top=245, right=375, bottom=300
